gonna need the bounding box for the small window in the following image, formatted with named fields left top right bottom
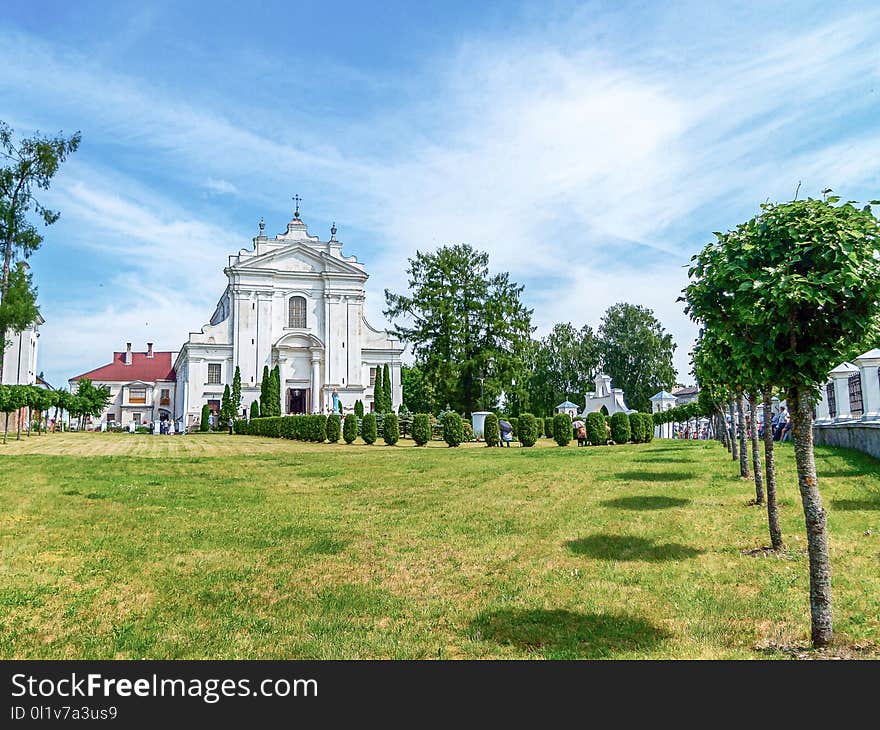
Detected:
left=207, top=399, right=221, bottom=415
left=207, top=363, right=222, bottom=384
left=288, top=296, right=307, bottom=328
left=130, top=387, right=146, bottom=404
left=160, top=388, right=170, bottom=406
left=369, top=367, right=377, bottom=386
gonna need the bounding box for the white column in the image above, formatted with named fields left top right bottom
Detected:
left=854, top=349, right=880, bottom=420
left=310, top=351, right=322, bottom=413
left=814, top=383, right=831, bottom=423
left=829, top=365, right=854, bottom=421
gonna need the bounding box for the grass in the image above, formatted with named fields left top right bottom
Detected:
left=1, top=432, right=878, bottom=659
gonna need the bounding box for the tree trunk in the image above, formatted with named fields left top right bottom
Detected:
left=790, top=385, right=832, bottom=647
left=748, top=393, right=764, bottom=504
left=762, top=389, right=783, bottom=551
left=718, top=410, right=729, bottom=450
left=26, top=406, right=31, bottom=436
left=3, top=412, right=8, bottom=444
left=16, top=408, right=22, bottom=440
left=736, top=392, right=749, bottom=478
left=728, top=398, right=738, bottom=461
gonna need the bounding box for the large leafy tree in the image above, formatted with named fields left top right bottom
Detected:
left=401, top=364, right=436, bottom=415
left=598, top=303, right=676, bottom=412
left=527, top=323, right=600, bottom=416
left=385, top=244, right=533, bottom=415
left=0, top=122, right=80, bottom=371
left=70, top=378, right=112, bottom=430
left=685, top=193, right=880, bottom=647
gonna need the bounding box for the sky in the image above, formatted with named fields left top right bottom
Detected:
left=2, top=0, right=879, bottom=389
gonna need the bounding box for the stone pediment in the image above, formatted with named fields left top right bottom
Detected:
left=233, top=242, right=366, bottom=278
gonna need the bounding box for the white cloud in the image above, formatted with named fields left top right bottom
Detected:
left=203, top=178, right=237, bottom=195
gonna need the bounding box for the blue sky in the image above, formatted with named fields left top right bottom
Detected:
left=2, top=0, right=879, bottom=388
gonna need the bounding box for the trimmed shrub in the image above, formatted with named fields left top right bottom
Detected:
left=544, top=417, right=554, bottom=438
left=233, top=418, right=248, bottom=434
left=249, top=400, right=260, bottom=419
left=535, top=417, right=544, bottom=440
left=483, top=413, right=500, bottom=447
left=610, top=411, right=631, bottom=444
left=354, top=399, right=364, bottom=418
left=518, top=413, right=538, bottom=447
left=641, top=413, right=655, bottom=442
left=326, top=414, right=341, bottom=443
left=343, top=413, right=358, bottom=444
left=412, top=413, right=431, bottom=446
left=200, top=404, right=211, bottom=432
left=552, top=413, right=572, bottom=446
left=383, top=413, right=399, bottom=445
left=362, top=413, right=377, bottom=445
left=628, top=412, right=645, bottom=443
left=586, top=412, right=606, bottom=445
left=508, top=416, right=518, bottom=438
left=250, top=416, right=282, bottom=438
left=462, top=420, right=473, bottom=441
left=442, top=412, right=464, bottom=447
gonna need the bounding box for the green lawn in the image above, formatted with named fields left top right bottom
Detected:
left=1, top=432, right=878, bottom=659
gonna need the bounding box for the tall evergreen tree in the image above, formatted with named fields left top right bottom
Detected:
left=385, top=244, right=533, bottom=415
left=231, top=366, right=242, bottom=420
left=220, top=384, right=232, bottom=426
left=382, top=363, right=392, bottom=412
left=259, top=365, right=270, bottom=416
left=527, top=322, right=600, bottom=416
left=373, top=365, right=384, bottom=412
left=401, top=365, right=435, bottom=415
left=270, top=365, right=281, bottom=416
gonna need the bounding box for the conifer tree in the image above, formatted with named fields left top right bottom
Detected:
left=373, top=366, right=384, bottom=412
left=382, top=363, right=392, bottom=412
left=231, top=366, right=242, bottom=419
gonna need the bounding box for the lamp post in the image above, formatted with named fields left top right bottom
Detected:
left=479, top=376, right=485, bottom=412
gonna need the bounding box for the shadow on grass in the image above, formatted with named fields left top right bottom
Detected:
left=629, top=456, right=697, bottom=465
left=601, top=496, right=691, bottom=511
left=470, top=608, right=670, bottom=658
left=565, top=535, right=703, bottom=561
left=614, top=470, right=694, bottom=482
left=831, top=497, right=880, bottom=511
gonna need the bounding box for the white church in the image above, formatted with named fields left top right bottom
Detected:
left=173, top=204, right=403, bottom=428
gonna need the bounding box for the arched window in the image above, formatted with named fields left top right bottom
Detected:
left=288, top=296, right=306, bottom=328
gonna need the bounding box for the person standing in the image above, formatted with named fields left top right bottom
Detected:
left=228, top=416, right=234, bottom=435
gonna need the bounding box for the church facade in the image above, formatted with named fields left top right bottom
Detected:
left=173, top=208, right=403, bottom=428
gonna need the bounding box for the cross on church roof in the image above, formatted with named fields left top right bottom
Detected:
left=292, top=194, right=302, bottom=219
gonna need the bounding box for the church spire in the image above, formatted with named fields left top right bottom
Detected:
left=292, top=194, right=302, bottom=220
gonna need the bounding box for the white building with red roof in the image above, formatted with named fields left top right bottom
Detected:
left=68, top=342, right=177, bottom=428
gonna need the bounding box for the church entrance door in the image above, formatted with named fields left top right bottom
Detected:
left=288, top=388, right=309, bottom=414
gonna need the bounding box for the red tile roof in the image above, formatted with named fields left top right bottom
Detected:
left=70, top=351, right=176, bottom=383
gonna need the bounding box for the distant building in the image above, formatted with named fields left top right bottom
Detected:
left=555, top=400, right=580, bottom=418
left=1, top=314, right=43, bottom=432
left=69, top=342, right=177, bottom=428
left=672, top=385, right=700, bottom=406
left=581, top=373, right=633, bottom=417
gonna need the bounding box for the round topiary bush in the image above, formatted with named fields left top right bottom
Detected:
left=610, top=411, right=631, bottom=444
left=552, top=412, right=572, bottom=446
left=343, top=413, right=358, bottom=444
left=326, top=414, right=341, bottom=443
left=200, top=404, right=211, bottom=432
left=518, top=413, right=538, bottom=447
left=442, top=412, right=463, bottom=447
left=383, top=413, right=399, bottom=445
left=544, top=417, right=554, bottom=439
left=509, top=417, right=518, bottom=439
left=628, top=412, right=644, bottom=443
left=586, top=412, right=607, bottom=445
left=412, top=413, right=431, bottom=446
left=483, top=413, right=500, bottom=447
left=361, top=413, right=377, bottom=445
left=535, top=417, right=544, bottom=440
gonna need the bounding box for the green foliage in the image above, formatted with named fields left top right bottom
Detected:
left=652, top=401, right=705, bottom=425
left=259, top=366, right=270, bottom=417
left=527, top=323, right=600, bottom=416
left=70, top=378, right=111, bottom=426
left=544, top=417, right=554, bottom=438
left=598, top=303, right=676, bottom=412
left=412, top=413, right=432, bottom=446
left=269, top=365, right=281, bottom=416
left=233, top=419, right=248, bottom=435
left=200, top=404, right=211, bottom=432
left=354, top=399, right=364, bottom=418
left=401, top=364, right=436, bottom=415
left=231, top=366, right=242, bottom=418
left=642, top=413, right=654, bottom=442
left=628, top=412, right=649, bottom=443
left=343, top=413, right=358, bottom=444
left=219, top=384, right=232, bottom=426
left=586, top=412, right=607, bottom=446
left=383, top=363, right=392, bottom=412
left=373, top=366, right=384, bottom=413
left=552, top=412, right=572, bottom=447
left=483, top=413, right=500, bottom=446
left=247, top=417, right=282, bottom=438
left=384, top=244, right=533, bottom=416
left=0, top=263, right=39, bottom=344
left=249, top=400, right=260, bottom=419
left=508, top=416, right=518, bottom=438
left=535, top=417, right=544, bottom=440
left=326, top=414, right=341, bottom=443
left=610, top=411, right=631, bottom=444
left=442, top=411, right=464, bottom=447
left=518, top=413, right=539, bottom=447
left=361, top=413, right=377, bottom=445
left=383, top=413, right=399, bottom=445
